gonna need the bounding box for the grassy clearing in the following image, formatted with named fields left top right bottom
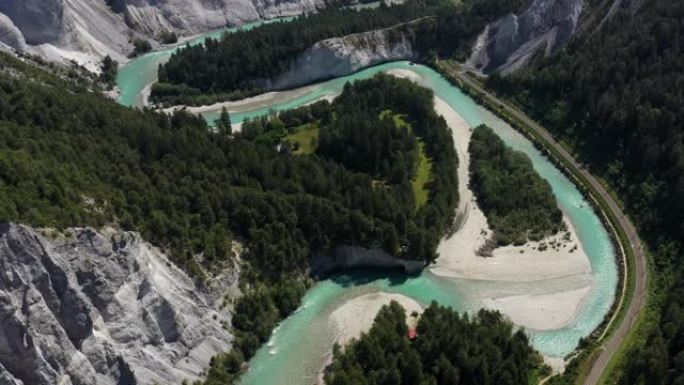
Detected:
left=380, top=109, right=433, bottom=207
left=380, top=109, right=410, bottom=130
left=285, top=124, right=319, bottom=155
left=413, top=140, right=433, bottom=208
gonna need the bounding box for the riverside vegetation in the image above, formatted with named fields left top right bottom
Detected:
left=152, top=0, right=528, bottom=105
left=0, top=54, right=466, bottom=384
left=0, top=0, right=581, bottom=383
left=201, top=73, right=460, bottom=384
left=486, top=0, right=684, bottom=383
left=325, top=302, right=545, bottom=385
left=469, top=125, right=563, bottom=246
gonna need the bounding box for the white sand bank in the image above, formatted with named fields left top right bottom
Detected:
left=385, top=68, right=422, bottom=82
left=163, top=84, right=324, bottom=116
left=329, top=293, right=422, bottom=345
left=317, top=292, right=421, bottom=384
left=141, top=83, right=153, bottom=107
left=429, top=96, right=594, bottom=336
left=431, top=97, right=592, bottom=283
left=545, top=356, right=566, bottom=373
left=483, top=285, right=592, bottom=330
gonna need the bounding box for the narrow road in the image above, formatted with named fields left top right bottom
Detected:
left=437, top=61, right=647, bottom=385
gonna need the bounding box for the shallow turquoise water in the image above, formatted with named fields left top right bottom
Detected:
left=116, top=18, right=293, bottom=107
left=116, top=56, right=617, bottom=383
left=230, top=63, right=618, bottom=384
left=239, top=271, right=466, bottom=385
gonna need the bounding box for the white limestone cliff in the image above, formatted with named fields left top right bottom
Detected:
left=264, top=27, right=416, bottom=90
left=0, top=0, right=329, bottom=72
left=0, top=224, right=238, bottom=385
left=466, top=0, right=583, bottom=74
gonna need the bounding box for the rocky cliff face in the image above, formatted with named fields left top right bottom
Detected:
left=0, top=0, right=328, bottom=71
left=120, top=0, right=326, bottom=36
left=0, top=14, right=25, bottom=53
left=0, top=224, right=237, bottom=385
left=264, top=27, right=416, bottom=90
left=466, top=0, right=583, bottom=74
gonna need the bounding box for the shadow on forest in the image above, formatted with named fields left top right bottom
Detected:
left=329, top=268, right=421, bottom=288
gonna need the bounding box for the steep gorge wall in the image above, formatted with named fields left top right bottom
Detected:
left=0, top=224, right=237, bottom=385
left=0, top=0, right=328, bottom=71
left=120, top=0, right=327, bottom=36
left=264, top=27, right=417, bottom=90
left=466, top=0, right=583, bottom=74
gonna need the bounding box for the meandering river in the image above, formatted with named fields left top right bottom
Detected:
left=117, top=25, right=617, bottom=385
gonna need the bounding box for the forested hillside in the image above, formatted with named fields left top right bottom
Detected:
left=0, top=55, right=459, bottom=384
left=487, top=0, right=684, bottom=383
left=193, top=75, right=459, bottom=385
left=324, top=301, right=544, bottom=385
left=153, top=0, right=446, bottom=104
left=236, top=74, right=459, bottom=261
left=469, top=125, right=563, bottom=245
left=153, top=0, right=527, bottom=105
left=199, top=74, right=458, bottom=385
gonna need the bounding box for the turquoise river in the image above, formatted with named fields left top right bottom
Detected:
left=117, top=24, right=618, bottom=385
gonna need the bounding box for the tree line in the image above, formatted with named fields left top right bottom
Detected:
left=0, top=54, right=461, bottom=384
left=152, top=0, right=528, bottom=106
left=324, top=301, right=545, bottom=385
left=153, top=0, right=448, bottom=104
left=469, top=125, right=564, bottom=245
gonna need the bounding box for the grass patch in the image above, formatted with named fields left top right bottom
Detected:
left=413, top=140, right=433, bottom=208
left=380, top=109, right=433, bottom=207
left=285, top=124, right=319, bottom=155
left=380, top=109, right=410, bottom=130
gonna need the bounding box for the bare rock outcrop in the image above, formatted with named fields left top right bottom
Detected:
left=120, top=0, right=326, bottom=36
left=0, top=13, right=26, bottom=52
left=0, top=224, right=236, bottom=385
left=0, top=0, right=64, bottom=45
left=265, top=27, right=417, bottom=90
left=466, top=0, right=583, bottom=74
left=0, top=0, right=328, bottom=71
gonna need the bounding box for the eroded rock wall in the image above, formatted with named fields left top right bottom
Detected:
left=0, top=224, right=236, bottom=385
left=0, top=0, right=329, bottom=71
left=466, top=0, right=583, bottom=74
left=265, top=27, right=417, bottom=90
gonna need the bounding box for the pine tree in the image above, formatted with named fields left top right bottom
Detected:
left=215, top=107, right=232, bottom=136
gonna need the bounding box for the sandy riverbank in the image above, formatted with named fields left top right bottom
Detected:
left=162, top=84, right=324, bottom=116
left=431, top=96, right=592, bottom=279
left=317, top=292, right=422, bottom=384
left=163, top=67, right=412, bottom=123
left=229, top=93, right=338, bottom=134
left=429, top=96, right=593, bottom=333
left=482, top=286, right=592, bottom=330
left=385, top=68, right=423, bottom=82
left=329, top=292, right=422, bottom=345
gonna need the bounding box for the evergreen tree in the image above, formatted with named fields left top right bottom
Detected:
left=151, top=0, right=525, bottom=106
left=100, top=55, right=118, bottom=87
left=325, top=302, right=543, bottom=385
left=215, top=107, right=232, bottom=136
left=486, top=1, right=684, bottom=382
